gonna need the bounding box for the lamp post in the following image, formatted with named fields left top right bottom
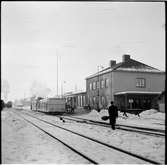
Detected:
left=97, top=65, right=104, bottom=112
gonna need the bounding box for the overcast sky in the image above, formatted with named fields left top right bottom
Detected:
left=1, top=2, right=165, bottom=101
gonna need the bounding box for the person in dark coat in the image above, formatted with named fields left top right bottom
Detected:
left=108, top=101, right=118, bottom=130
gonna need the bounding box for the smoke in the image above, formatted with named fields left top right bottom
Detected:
left=30, top=81, right=51, bottom=98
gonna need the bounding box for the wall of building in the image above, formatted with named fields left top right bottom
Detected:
left=86, top=71, right=112, bottom=108
left=111, top=71, right=165, bottom=98
left=86, top=70, right=165, bottom=110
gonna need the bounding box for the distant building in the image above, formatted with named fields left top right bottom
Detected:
left=85, top=54, right=165, bottom=111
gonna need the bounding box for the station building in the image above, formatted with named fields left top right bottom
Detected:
left=64, top=91, right=87, bottom=108
left=85, top=54, right=165, bottom=111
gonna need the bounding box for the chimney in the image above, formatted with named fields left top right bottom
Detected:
left=109, top=60, right=116, bottom=67
left=122, top=54, right=130, bottom=62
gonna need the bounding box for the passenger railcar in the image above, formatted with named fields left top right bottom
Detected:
left=31, top=97, right=66, bottom=114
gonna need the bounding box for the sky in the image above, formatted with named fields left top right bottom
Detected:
left=1, top=2, right=165, bottom=101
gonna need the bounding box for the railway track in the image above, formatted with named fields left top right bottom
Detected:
left=16, top=108, right=165, bottom=137
left=13, top=110, right=161, bottom=164
left=60, top=116, right=165, bottom=137
left=20, top=108, right=165, bottom=135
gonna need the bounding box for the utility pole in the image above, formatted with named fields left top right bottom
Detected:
left=57, top=49, right=58, bottom=97
left=97, top=65, right=104, bottom=112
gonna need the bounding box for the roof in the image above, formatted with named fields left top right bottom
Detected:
left=114, top=91, right=161, bottom=95
left=64, top=91, right=86, bottom=97
left=85, top=58, right=164, bottom=80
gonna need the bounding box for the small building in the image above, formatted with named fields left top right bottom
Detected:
left=64, top=91, right=87, bottom=109
left=85, top=54, right=165, bottom=111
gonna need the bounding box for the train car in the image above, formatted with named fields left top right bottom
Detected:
left=31, top=97, right=66, bottom=114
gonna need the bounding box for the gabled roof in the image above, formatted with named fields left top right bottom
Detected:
left=86, top=57, right=164, bottom=80
left=116, top=59, right=162, bottom=72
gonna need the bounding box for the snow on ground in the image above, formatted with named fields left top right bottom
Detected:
left=2, top=107, right=165, bottom=164
left=76, top=109, right=165, bottom=130
left=39, top=110, right=165, bottom=164
left=1, top=108, right=90, bottom=164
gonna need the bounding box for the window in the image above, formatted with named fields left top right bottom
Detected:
left=93, top=96, right=96, bottom=105
left=96, top=81, right=99, bottom=89
left=80, top=95, right=83, bottom=106
left=93, top=82, right=96, bottom=90
left=83, top=96, right=86, bottom=106
left=101, top=80, right=105, bottom=88
left=78, top=96, right=80, bottom=106
left=89, top=83, right=92, bottom=90
left=105, top=79, right=109, bottom=88
left=136, top=78, right=146, bottom=88
left=89, top=97, right=92, bottom=105
left=101, top=96, right=106, bottom=106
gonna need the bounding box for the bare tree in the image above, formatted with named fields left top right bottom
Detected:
left=2, top=80, right=10, bottom=102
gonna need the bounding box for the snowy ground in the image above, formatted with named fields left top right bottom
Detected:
left=1, top=107, right=165, bottom=164
left=1, top=108, right=90, bottom=164
left=75, top=108, right=165, bottom=130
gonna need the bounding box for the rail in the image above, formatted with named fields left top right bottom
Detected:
left=13, top=110, right=161, bottom=164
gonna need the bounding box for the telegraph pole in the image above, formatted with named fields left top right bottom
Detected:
left=57, top=49, right=58, bottom=97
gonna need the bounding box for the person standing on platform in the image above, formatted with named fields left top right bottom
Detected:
left=108, top=101, right=118, bottom=130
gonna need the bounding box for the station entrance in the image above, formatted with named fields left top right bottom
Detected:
left=114, top=91, right=161, bottom=113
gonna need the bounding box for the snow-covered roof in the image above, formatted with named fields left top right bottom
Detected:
left=64, top=91, right=86, bottom=96
left=86, top=58, right=164, bottom=80
left=114, top=91, right=161, bottom=95
left=116, top=67, right=163, bottom=72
